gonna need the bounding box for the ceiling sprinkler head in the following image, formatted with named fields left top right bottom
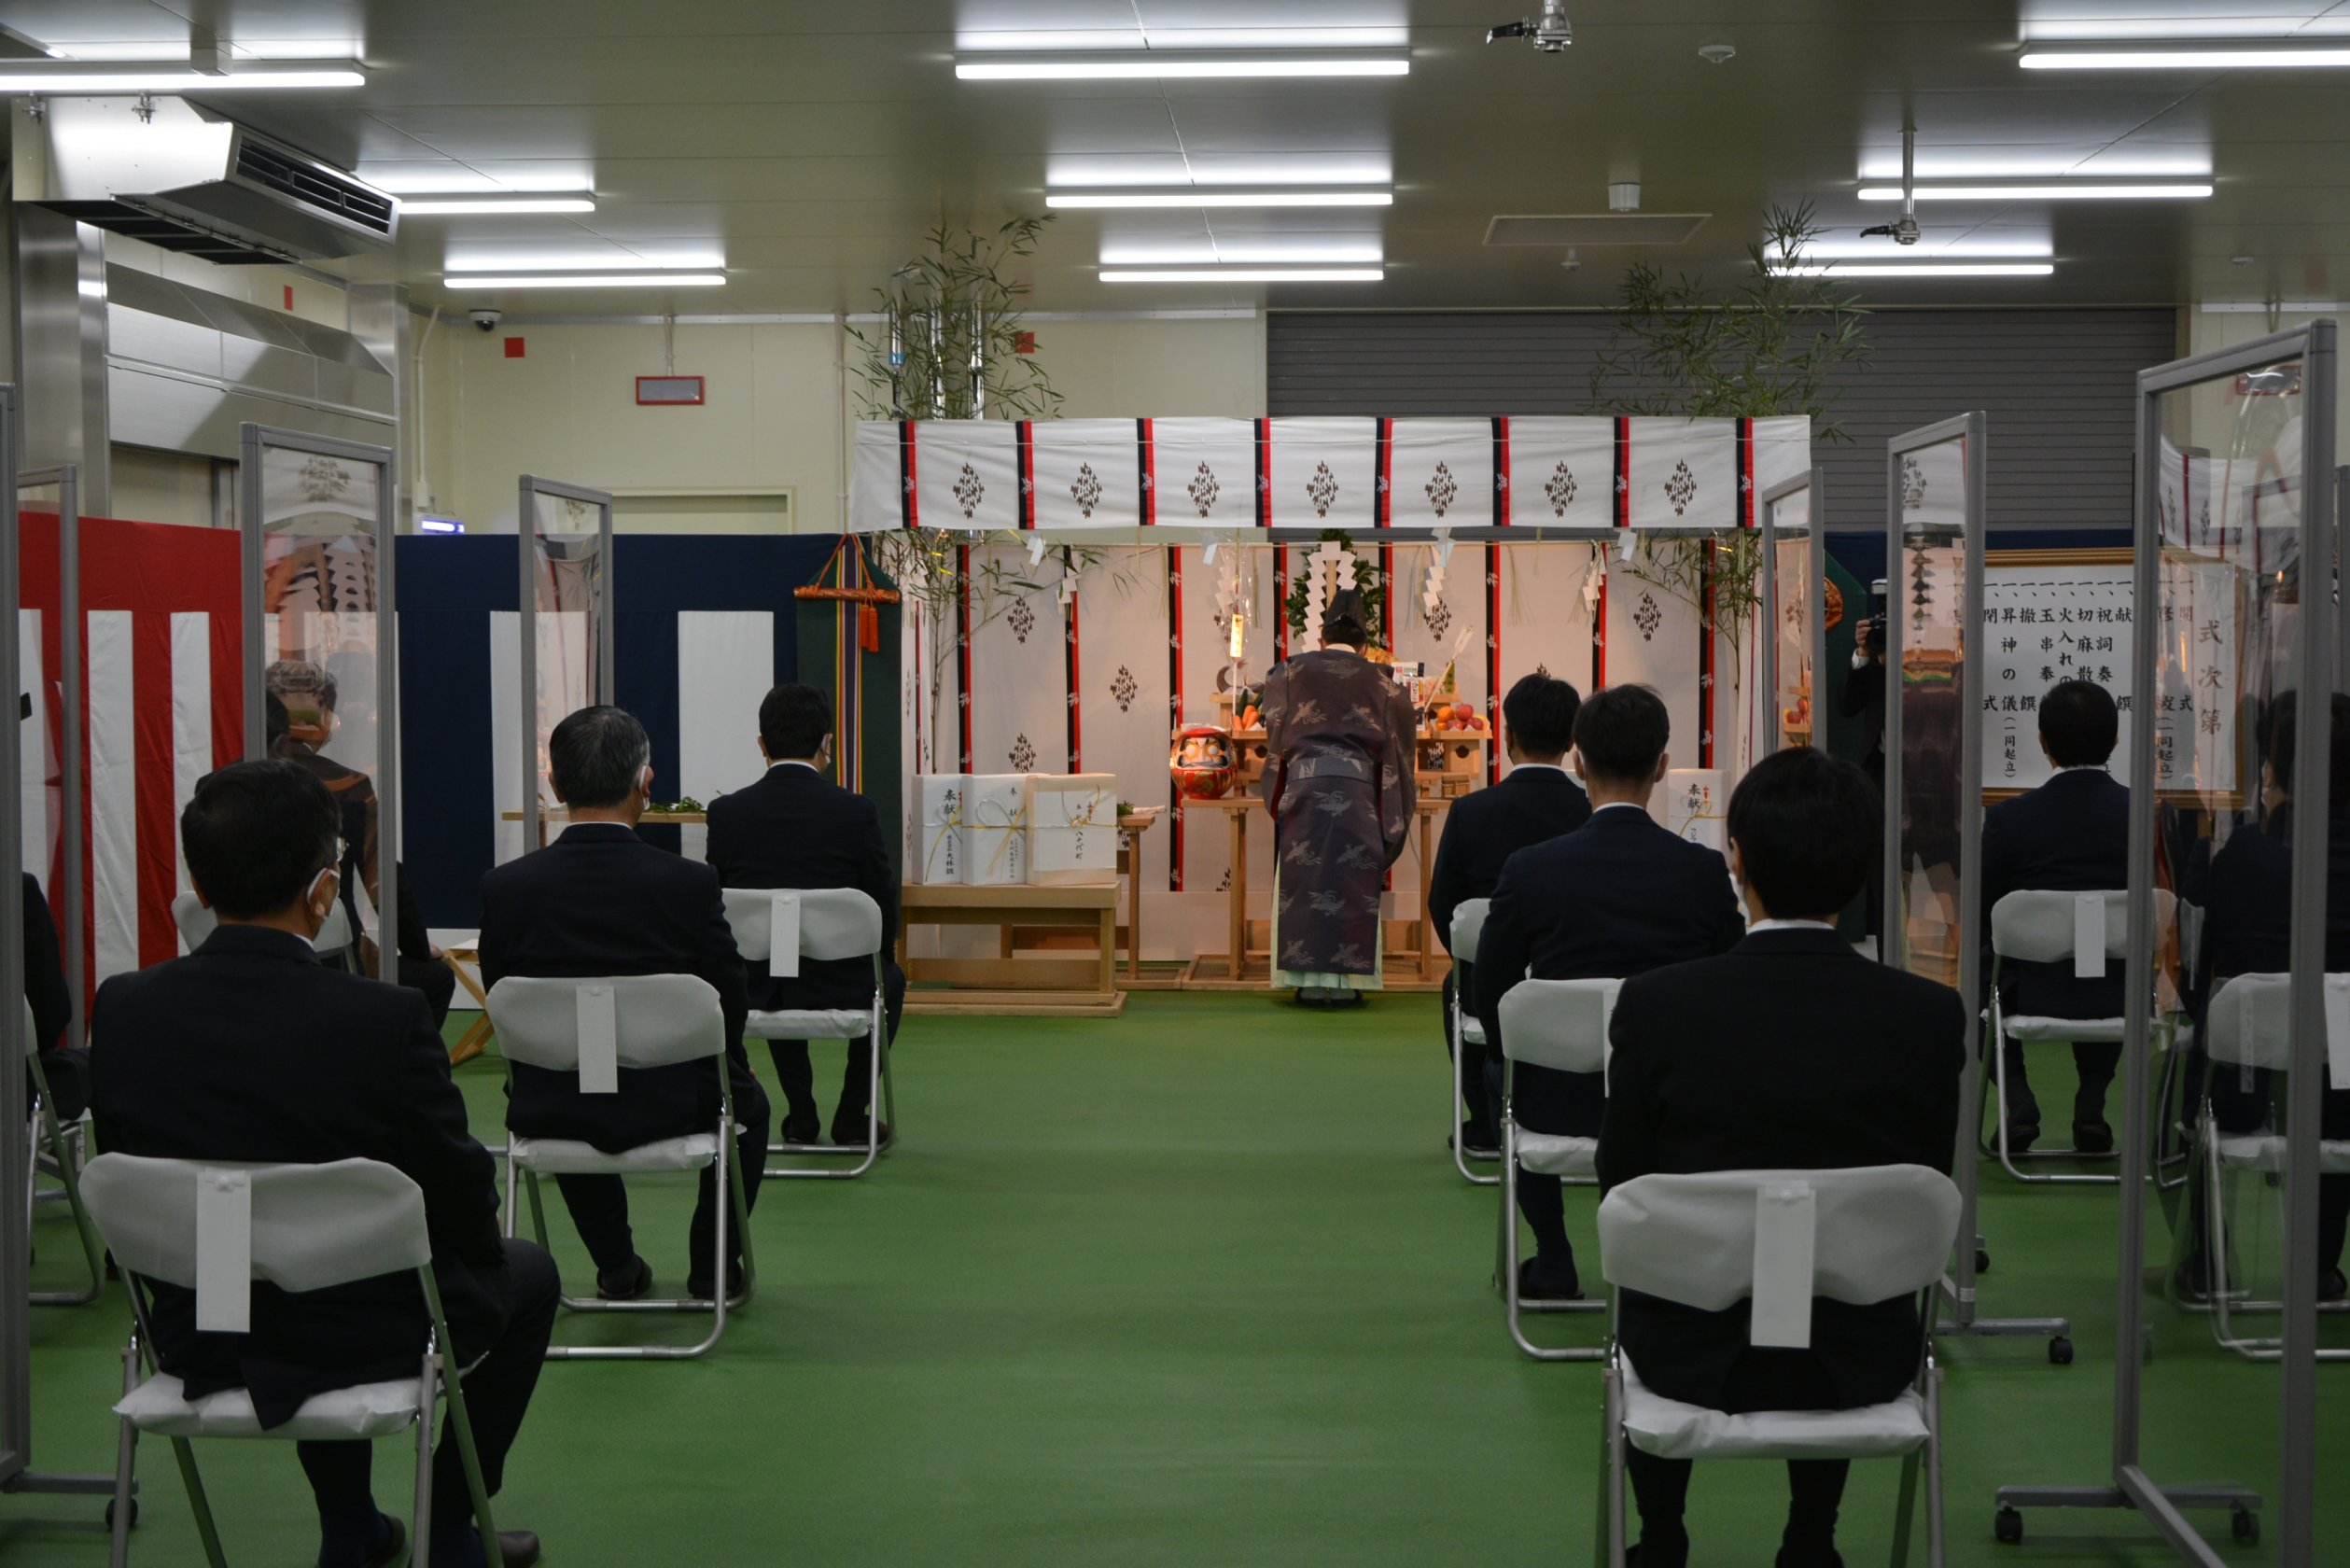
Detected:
left=1607, top=182, right=1640, bottom=212
left=1698, top=41, right=1735, bottom=64
left=1560, top=246, right=1581, bottom=272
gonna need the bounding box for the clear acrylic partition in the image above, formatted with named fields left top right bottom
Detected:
left=1761, top=475, right=1822, bottom=757
left=252, top=436, right=393, bottom=978
left=1887, top=429, right=1976, bottom=988
left=2134, top=348, right=2312, bottom=1561
left=526, top=488, right=607, bottom=809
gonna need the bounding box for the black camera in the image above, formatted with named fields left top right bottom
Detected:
left=1859, top=580, right=1889, bottom=654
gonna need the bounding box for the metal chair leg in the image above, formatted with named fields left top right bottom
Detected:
left=413, top=1342, right=436, bottom=1568
left=1499, top=1113, right=1604, bottom=1361
left=1450, top=1029, right=1498, bottom=1185
left=1923, top=1363, right=1946, bottom=1568
left=763, top=1029, right=892, bottom=1179
left=110, top=1335, right=140, bottom=1568
left=1602, top=1361, right=1628, bottom=1568
left=168, top=1436, right=229, bottom=1568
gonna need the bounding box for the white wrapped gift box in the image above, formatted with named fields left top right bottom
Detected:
left=961, top=774, right=1030, bottom=886
left=1027, top=773, right=1119, bottom=887
left=913, top=774, right=970, bottom=886
left=1658, top=768, right=1726, bottom=852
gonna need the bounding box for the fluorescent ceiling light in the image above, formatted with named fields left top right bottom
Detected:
left=1101, top=245, right=1384, bottom=266
left=448, top=255, right=720, bottom=273
left=958, top=50, right=1408, bottom=79
left=1101, top=268, right=1383, bottom=282
left=2021, top=47, right=2350, bottom=68
left=400, top=198, right=595, bottom=215
left=1858, top=183, right=2212, bottom=200
left=1855, top=155, right=2211, bottom=179
left=364, top=174, right=594, bottom=195
left=451, top=274, right=727, bottom=289
left=1051, top=189, right=1391, bottom=208
left=1048, top=160, right=1392, bottom=186
left=1777, top=263, right=2055, bottom=277
left=1772, top=243, right=2052, bottom=259
left=0, top=61, right=364, bottom=91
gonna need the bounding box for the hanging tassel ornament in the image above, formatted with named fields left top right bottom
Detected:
left=859, top=602, right=880, bottom=651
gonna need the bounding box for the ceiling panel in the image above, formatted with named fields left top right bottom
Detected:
left=0, top=0, right=2343, bottom=315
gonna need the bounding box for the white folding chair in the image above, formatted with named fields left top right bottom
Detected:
left=1984, top=888, right=2175, bottom=1183
left=1596, top=1164, right=1961, bottom=1568
left=2194, top=972, right=2350, bottom=1360
left=171, top=891, right=355, bottom=968
left=22, top=998, right=103, bottom=1308
left=720, top=888, right=896, bottom=1179
left=1496, top=976, right=1616, bottom=1361
left=486, top=973, right=753, bottom=1359
left=1447, top=898, right=1498, bottom=1184
left=80, top=1154, right=500, bottom=1568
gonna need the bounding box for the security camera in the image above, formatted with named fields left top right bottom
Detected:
left=469, top=307, right=502, bottom=332
left=1489, top=0, right=1570, bottom=49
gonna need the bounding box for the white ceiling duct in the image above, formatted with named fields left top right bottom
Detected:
left=32, top=95, right=397, bottom=264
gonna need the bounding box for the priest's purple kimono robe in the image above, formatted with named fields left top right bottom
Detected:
left=1260, top=648, right=1420, bottom=981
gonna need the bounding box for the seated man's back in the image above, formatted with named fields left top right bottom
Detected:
left=94, top=917, right=503, bottom=1407
left=1472, top=684, right=1744, bottom=1298
left=477, top=705, right=764, bottom=1304
left=705, top=682, right=903, bottom=1147
left=481, top=819, right=749, bottom=1150
left=91, top=759, right=551, bottom=1568
left=1978, top=679, right=2130, bottom=1149
left=1595, top=747, right=1965, bottom=1568
left=1428, top=673, right=1589, bottom=1151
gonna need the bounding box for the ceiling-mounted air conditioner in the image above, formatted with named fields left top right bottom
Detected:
left=30, top=95, right=396, bottom=264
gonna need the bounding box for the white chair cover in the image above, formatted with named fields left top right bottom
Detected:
left=1990, top=887, right=2175, bottom=963
left=2207, top=972, right=2300, bottom=1070
left=1619, top=1359, right=1931, bottom=1462
left=1597, top=1165, right=1960, bottom=1313
left=486, top=973, right=725, bottom=1071
left=116, top=1374, right=423, bottom=1441
left=721, top=887, right=884, bottom=964
left=507, top=1132, right=720, bottom=1175
left=81, top=1155, right=430, bottom=1295
left=1449, top=898, right=1490, bottom=962
left=1498, top=977, right=1620, bottom=1074
left=746, top=1007, right=874, bottom=1041
left=1516, top=1128, right=1598, bottom=1177
left=172, top=890, right=352, bottom=956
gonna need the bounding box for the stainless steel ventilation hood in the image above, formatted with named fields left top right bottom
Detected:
left=29, top=96, right=396, bottom=264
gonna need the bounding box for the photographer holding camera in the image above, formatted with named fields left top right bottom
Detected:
left=1838, top=586, right=1889, bottom=943
left=1839, top=582, right=1888, bottom=794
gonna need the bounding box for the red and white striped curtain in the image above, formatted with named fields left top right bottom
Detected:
left=20, top=514, right=242, bottom=1006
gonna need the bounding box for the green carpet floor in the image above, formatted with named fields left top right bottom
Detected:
left=2, top=991, right=2340, bottom=1564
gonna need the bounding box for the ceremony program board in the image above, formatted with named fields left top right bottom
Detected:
left=1979, top=548, right=2238, bottom=799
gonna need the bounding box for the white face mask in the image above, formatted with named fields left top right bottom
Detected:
left=302, top=865, right=339, bottom=946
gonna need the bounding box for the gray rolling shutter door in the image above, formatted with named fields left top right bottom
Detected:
left=1267, top=309, right=2178, bottom=532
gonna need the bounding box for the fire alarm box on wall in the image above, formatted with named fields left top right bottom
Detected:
left=636, top=375, right=705, bottom=405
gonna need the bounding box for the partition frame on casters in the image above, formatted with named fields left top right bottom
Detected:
left=18, top=466, right=81, bottom=1045
left=517, top=475, right=616, bottom=853
left=1757, top=468, right=1828, bottom=761
left=238, top=424, right=399, bottom=984
left=1880, top=413, right=2073, bottom=1362
left=1994, top=320, right=2333, bottom=1564
left=0, top=392, right=119, bottom=1519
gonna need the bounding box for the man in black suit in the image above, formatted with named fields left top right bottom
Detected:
left=91, top=761, right=550, bottom=1568
left=1979, top=679, right=2131, bottom=1154
left=1474, top=685, right=1744, bottom=1299
left=478, top=706, right=769, bottom=1303
left=1599, top=747, right=1965, bottom=1568
left=2181, top=693, right=2350, bottom=1299
left=1838, top=600, right=1887, bottom=792
left=706, top=682, right=904, bottom=1147
left=1428, top=673, right=1590, bottom=1156
left=24, top=872, right=83, bottom=1119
